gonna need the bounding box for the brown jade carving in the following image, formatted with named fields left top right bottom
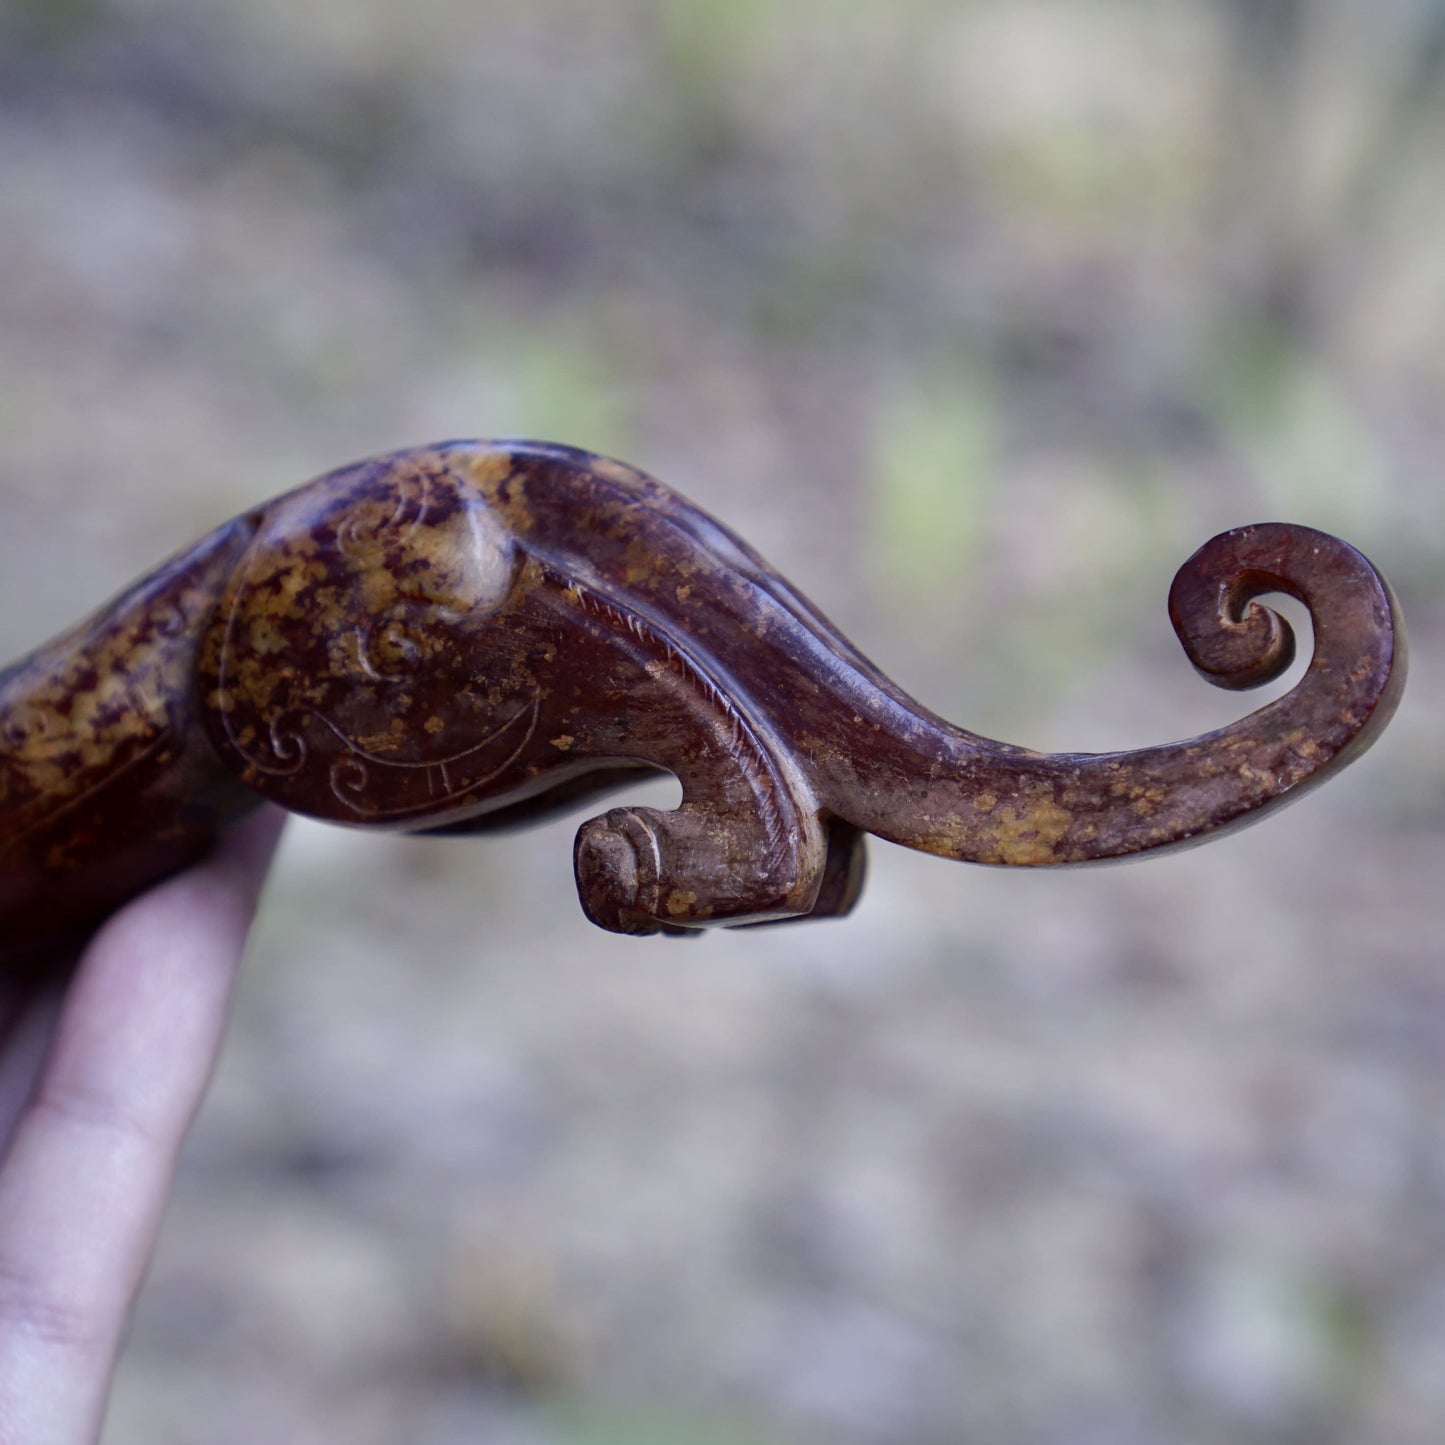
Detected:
left=0, top=441, right=1407, bottom=962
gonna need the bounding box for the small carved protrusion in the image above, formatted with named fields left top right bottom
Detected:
left=575, top=808, right=667, bottom=935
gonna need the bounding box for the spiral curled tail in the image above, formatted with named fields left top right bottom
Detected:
left=831, top=523, right=1406, bottom=865
left=1161, top=522, right=1405, bottom=796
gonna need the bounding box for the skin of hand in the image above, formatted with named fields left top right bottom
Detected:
left=0, top=808, right=284, bottom=1445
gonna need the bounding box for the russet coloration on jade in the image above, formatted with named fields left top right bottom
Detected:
left=0, top=440, right=1407, bottom=962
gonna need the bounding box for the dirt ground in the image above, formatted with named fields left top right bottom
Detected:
left=3, top=2, right=1444, bottom=1442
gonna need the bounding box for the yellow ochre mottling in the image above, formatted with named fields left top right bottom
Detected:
left=246, top=616, right=289, bottom=656
left=1130, top=786, right=1166, bottom=818
left=460, top=449, right=514, bottom=494
left=986, top=796, right=1073, bottom=866
left=551, top=734, right=575, bottom=751
left=622, top=539, right=666, bottom=589
left=358, top=565, right=398, bottom=615
left=591, top=457, right=642, bottom=489
left=456, top=449, right=535, bottom=533
left=425, top=715, right=445, bottom=735
left=354, top=728, right=403, bottom=753
left=665, top=888, right=699, bottom=916
left=1, top=537, right=244, bottom=843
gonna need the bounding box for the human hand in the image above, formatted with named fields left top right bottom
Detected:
left=0, top=809, right=283, bottom=1445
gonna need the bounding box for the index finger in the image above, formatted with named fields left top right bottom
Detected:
left=0, top=808, right=283, bottom=1445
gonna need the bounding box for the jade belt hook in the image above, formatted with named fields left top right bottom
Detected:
left=0, top=440, right=1406, bottom=960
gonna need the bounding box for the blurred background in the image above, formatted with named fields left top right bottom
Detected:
left=2, top=0, right=1444, bottom=1441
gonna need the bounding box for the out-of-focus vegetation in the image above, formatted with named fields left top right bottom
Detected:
left=2, top=2, right=1444, bottom=1443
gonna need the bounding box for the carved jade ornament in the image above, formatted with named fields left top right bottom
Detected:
left=0, top=441, right=1406, bottom=961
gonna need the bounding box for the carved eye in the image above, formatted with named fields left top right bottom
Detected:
left=377, top=620, right=422, bottom=668
left=354, top=618, right=425, bottom=682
